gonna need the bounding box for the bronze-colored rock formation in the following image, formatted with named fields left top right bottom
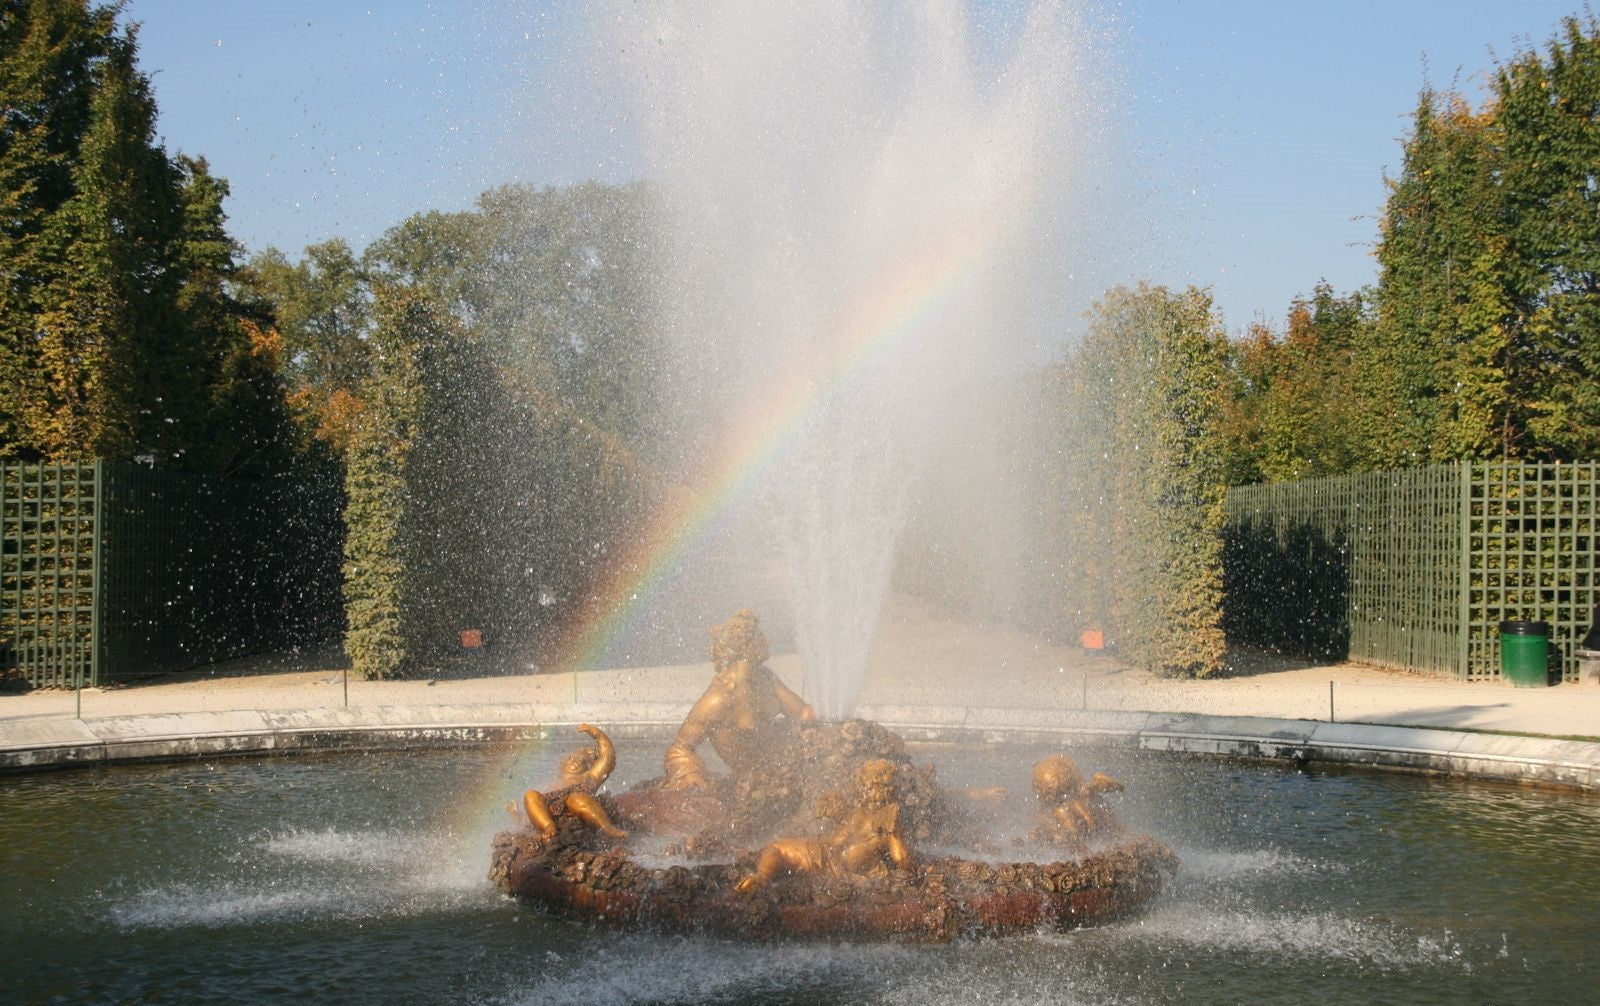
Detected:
left=488, top=827, right=1177, bottom=941
left=489, top=609, right=1179, bottom=942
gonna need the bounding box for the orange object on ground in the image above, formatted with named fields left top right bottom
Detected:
left=1079, top=629, right=1104, bottom=650
left=460, top=629, right=484, bottom=649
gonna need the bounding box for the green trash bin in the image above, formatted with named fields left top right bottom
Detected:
left=1499, top=620, right=1550, bottom=687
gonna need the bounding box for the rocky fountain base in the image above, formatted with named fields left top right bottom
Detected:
left=490, top=611, right=1175, bottom=942
left=488, top=717, right=1177, bottom=942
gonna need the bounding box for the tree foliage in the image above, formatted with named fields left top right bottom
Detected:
left=1369, top=89, right=1511, bottom=463
left=0, top=0, right=293, bottom=471
left=313, top=182, right=660, bottom=673
left=1219, top=14, right=1600, bottom=478
left=243, top=239, right=374, bottom=453
left=1493, top=15, right=1600, bottom=457
left=1221, top=285, right=1372, bottom=483
left=1070, top=285, right=1229, bottom=677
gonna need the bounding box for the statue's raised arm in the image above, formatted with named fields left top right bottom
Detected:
left=522, top=724, right=627, bottom=840
left=576, top=722, right=616, bottom=790
left=770, top=674, right=815, bottom=722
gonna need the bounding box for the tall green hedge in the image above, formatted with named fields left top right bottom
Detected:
left=340, top=288, right=431, bottom=678
left=1225, top=15, right=1600, bottom=479
left=0, top=1, right=293, bottom=472
left=1068, top=285, right=1229, bottom=677
left=896, top=284, right=1229, bottom=678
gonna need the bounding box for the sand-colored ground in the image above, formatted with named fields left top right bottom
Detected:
left=3, top=594, right=1597, bottom=739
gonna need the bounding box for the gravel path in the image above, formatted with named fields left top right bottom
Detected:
left=3, top=594, right=1596, bottom=739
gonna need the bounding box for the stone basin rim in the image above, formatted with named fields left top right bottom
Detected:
left=2, top=703, right=1598, bottom=793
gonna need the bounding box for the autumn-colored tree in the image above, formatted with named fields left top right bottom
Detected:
left=244, top=240, right=374, bottom=453
left=1226, top=283, right=1372, bottom=482
left=1493, top=15, right=1600, bottom=458
left=1, top=1, right=289, bottom=472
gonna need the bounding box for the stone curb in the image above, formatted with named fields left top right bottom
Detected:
left=2, top=703, right=1597, bottom=792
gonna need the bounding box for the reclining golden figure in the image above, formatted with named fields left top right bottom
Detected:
left=735, top=758, right=913, bottom=891
left=522, top=723, right=628, bottom=841
left=662, top=609, right=815, bottom=789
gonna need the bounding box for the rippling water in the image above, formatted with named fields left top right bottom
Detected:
left=2, top=742, right=1595, bottom=1004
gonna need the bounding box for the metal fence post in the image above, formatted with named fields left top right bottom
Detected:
left=90, top=460, right=103, bottom=689
left=1458, top=460, right=1471, bottom=681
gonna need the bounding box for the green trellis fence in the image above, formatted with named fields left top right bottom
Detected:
left=2, top=460, right=344, bottom=688
left=1224, top=461, right=1599, bottom=683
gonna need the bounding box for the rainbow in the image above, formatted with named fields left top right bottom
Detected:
left=546, top=224, right=1004, bottom=676
left=447, top=223, right=1005, bottom=850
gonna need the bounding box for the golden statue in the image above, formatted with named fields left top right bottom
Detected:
left=735, top=758, right=914, bottom=891
left=522, top=723, right=628, bottom=841
left=1029, top=753, right=1124, bottom=844
left=661, top=609, right=815, bottom=789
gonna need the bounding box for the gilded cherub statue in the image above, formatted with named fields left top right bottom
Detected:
left=522, top=723, right=628, bottom=841
left=661, top=609, right=814, bottom=789
left=1029, top=753, right=1124, bottom=846
left=735, top=758, right=914, bottom=891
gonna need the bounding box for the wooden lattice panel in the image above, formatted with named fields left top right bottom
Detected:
left=1227, top=461, right=1598, bottom=682
left=1466, top=462, right=1598, bottom=683
left=1, top=463, right=100, bottom=688
left=2, top=460, right=343, bottom=688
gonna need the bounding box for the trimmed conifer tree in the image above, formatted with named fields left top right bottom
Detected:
left=1065, top=284, right=1228, bottom=678
left=1493, top=14, right=1600, bottom=458
left=341, top=287, right=431, bottom=679
left=1, top=0, right=280, bottom=469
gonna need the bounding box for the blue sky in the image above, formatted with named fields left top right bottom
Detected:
left=125, top=1, right=1591, bottom=336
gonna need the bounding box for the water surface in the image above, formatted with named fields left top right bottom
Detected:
left=2, top=742, right=1595, bottom=1004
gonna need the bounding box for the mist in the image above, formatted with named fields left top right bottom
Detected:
left=597, top=1, right=1106, bottom=716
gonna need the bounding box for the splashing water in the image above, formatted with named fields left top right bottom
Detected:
left=603, top=2, right=1098, bottom=716
left=1100, top=904, right=1472, bottom=972
left=6, top=748, right=1594, bottom=1003
left=106, top=826, right=491, bottom=931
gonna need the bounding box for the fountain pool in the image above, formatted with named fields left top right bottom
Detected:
left=2, top=740, right=1595, bottom=1005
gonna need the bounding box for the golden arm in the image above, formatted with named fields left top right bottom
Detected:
left=576, top=723, right=616, bottom=791
left=768, top=671, right=815, bottom=721
left=660, top=692, right=720, bottom=788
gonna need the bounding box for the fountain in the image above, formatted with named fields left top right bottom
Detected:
left=6, top=3, right=1599, bottom=1002
left=526, top=4, right=1144, bottom=923
left=488, top=611, right=1177, bottom=941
